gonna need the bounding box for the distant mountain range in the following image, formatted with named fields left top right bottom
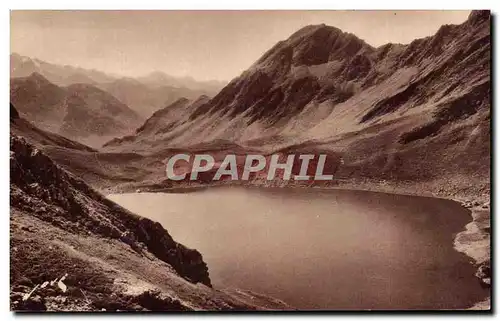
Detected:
left=97, top=77, right=213, bottom=117
left=10, top=73, right=143, bottom=147
left=10, top=53, right=226, bottom=117
left=10, top=54, right=229, bottom=146
left=10, top=53, right=116, bottom=85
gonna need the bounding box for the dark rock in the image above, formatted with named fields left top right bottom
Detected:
left=468, top=10, right=490, bottom=26
left=16, top=277, right=33, bottom=287
left=476, top=261, right=491, bottom=287
left=10, top=103, right=19, bottom=120
left=10, top=135, right=212, bottom=287
left=15, top=295, right=47, bottom=311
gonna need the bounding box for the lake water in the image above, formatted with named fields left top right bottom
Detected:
left=108, top=187, right=488, bottom=310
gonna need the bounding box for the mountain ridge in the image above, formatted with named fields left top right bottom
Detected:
left=11, top=53, right=226, bottom=89
left=10, top=73, right=143, bottom=147
left=105, top=10, right=489, bottom=149
left=101, top=11, right=490, bottom=205
left=11, top=53, right=226, bottom=117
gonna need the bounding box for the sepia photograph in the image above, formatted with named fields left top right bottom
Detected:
left=8, top=8, right=492, bottom=312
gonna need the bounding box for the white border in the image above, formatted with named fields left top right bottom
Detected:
left=2, top=1, right=499, bottom=320
left=4, top=1, right=499, bottom=10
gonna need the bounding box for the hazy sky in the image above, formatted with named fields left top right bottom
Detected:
left=11, top=10, right=471, bottom=81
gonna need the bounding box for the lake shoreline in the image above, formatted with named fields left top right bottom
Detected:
left=107, top=183, right=490, bottom=310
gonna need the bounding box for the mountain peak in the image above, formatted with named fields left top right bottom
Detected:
left=288, top=23, right=341, bottom=41
left=27, top=72, right=51, bottom=84
left=255, top=22, right=372, bottom=70
left=467, top=10, right=490, bottom=25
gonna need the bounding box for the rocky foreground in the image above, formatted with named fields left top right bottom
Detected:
left=10, top=134, right=292, bottom=311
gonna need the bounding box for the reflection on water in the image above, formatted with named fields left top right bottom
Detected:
left=108, top=187, right=488, bottom=310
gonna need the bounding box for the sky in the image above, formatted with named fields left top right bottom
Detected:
left=10, top=10, right=471, bottom=82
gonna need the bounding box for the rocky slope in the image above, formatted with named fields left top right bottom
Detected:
left=10, top=103, right=145, bottom=189
left=10, top=112, right=291, bottom=311
left=10, top=73, right=143, bottom=147
left=10, top=103, right=96, bottom=153
left=99, top=12, right=490, bottom=309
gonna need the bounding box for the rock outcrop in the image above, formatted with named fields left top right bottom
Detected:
left=10, top=135, right=211, bottom=287
left=10, top=109, right=292, bottom=311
